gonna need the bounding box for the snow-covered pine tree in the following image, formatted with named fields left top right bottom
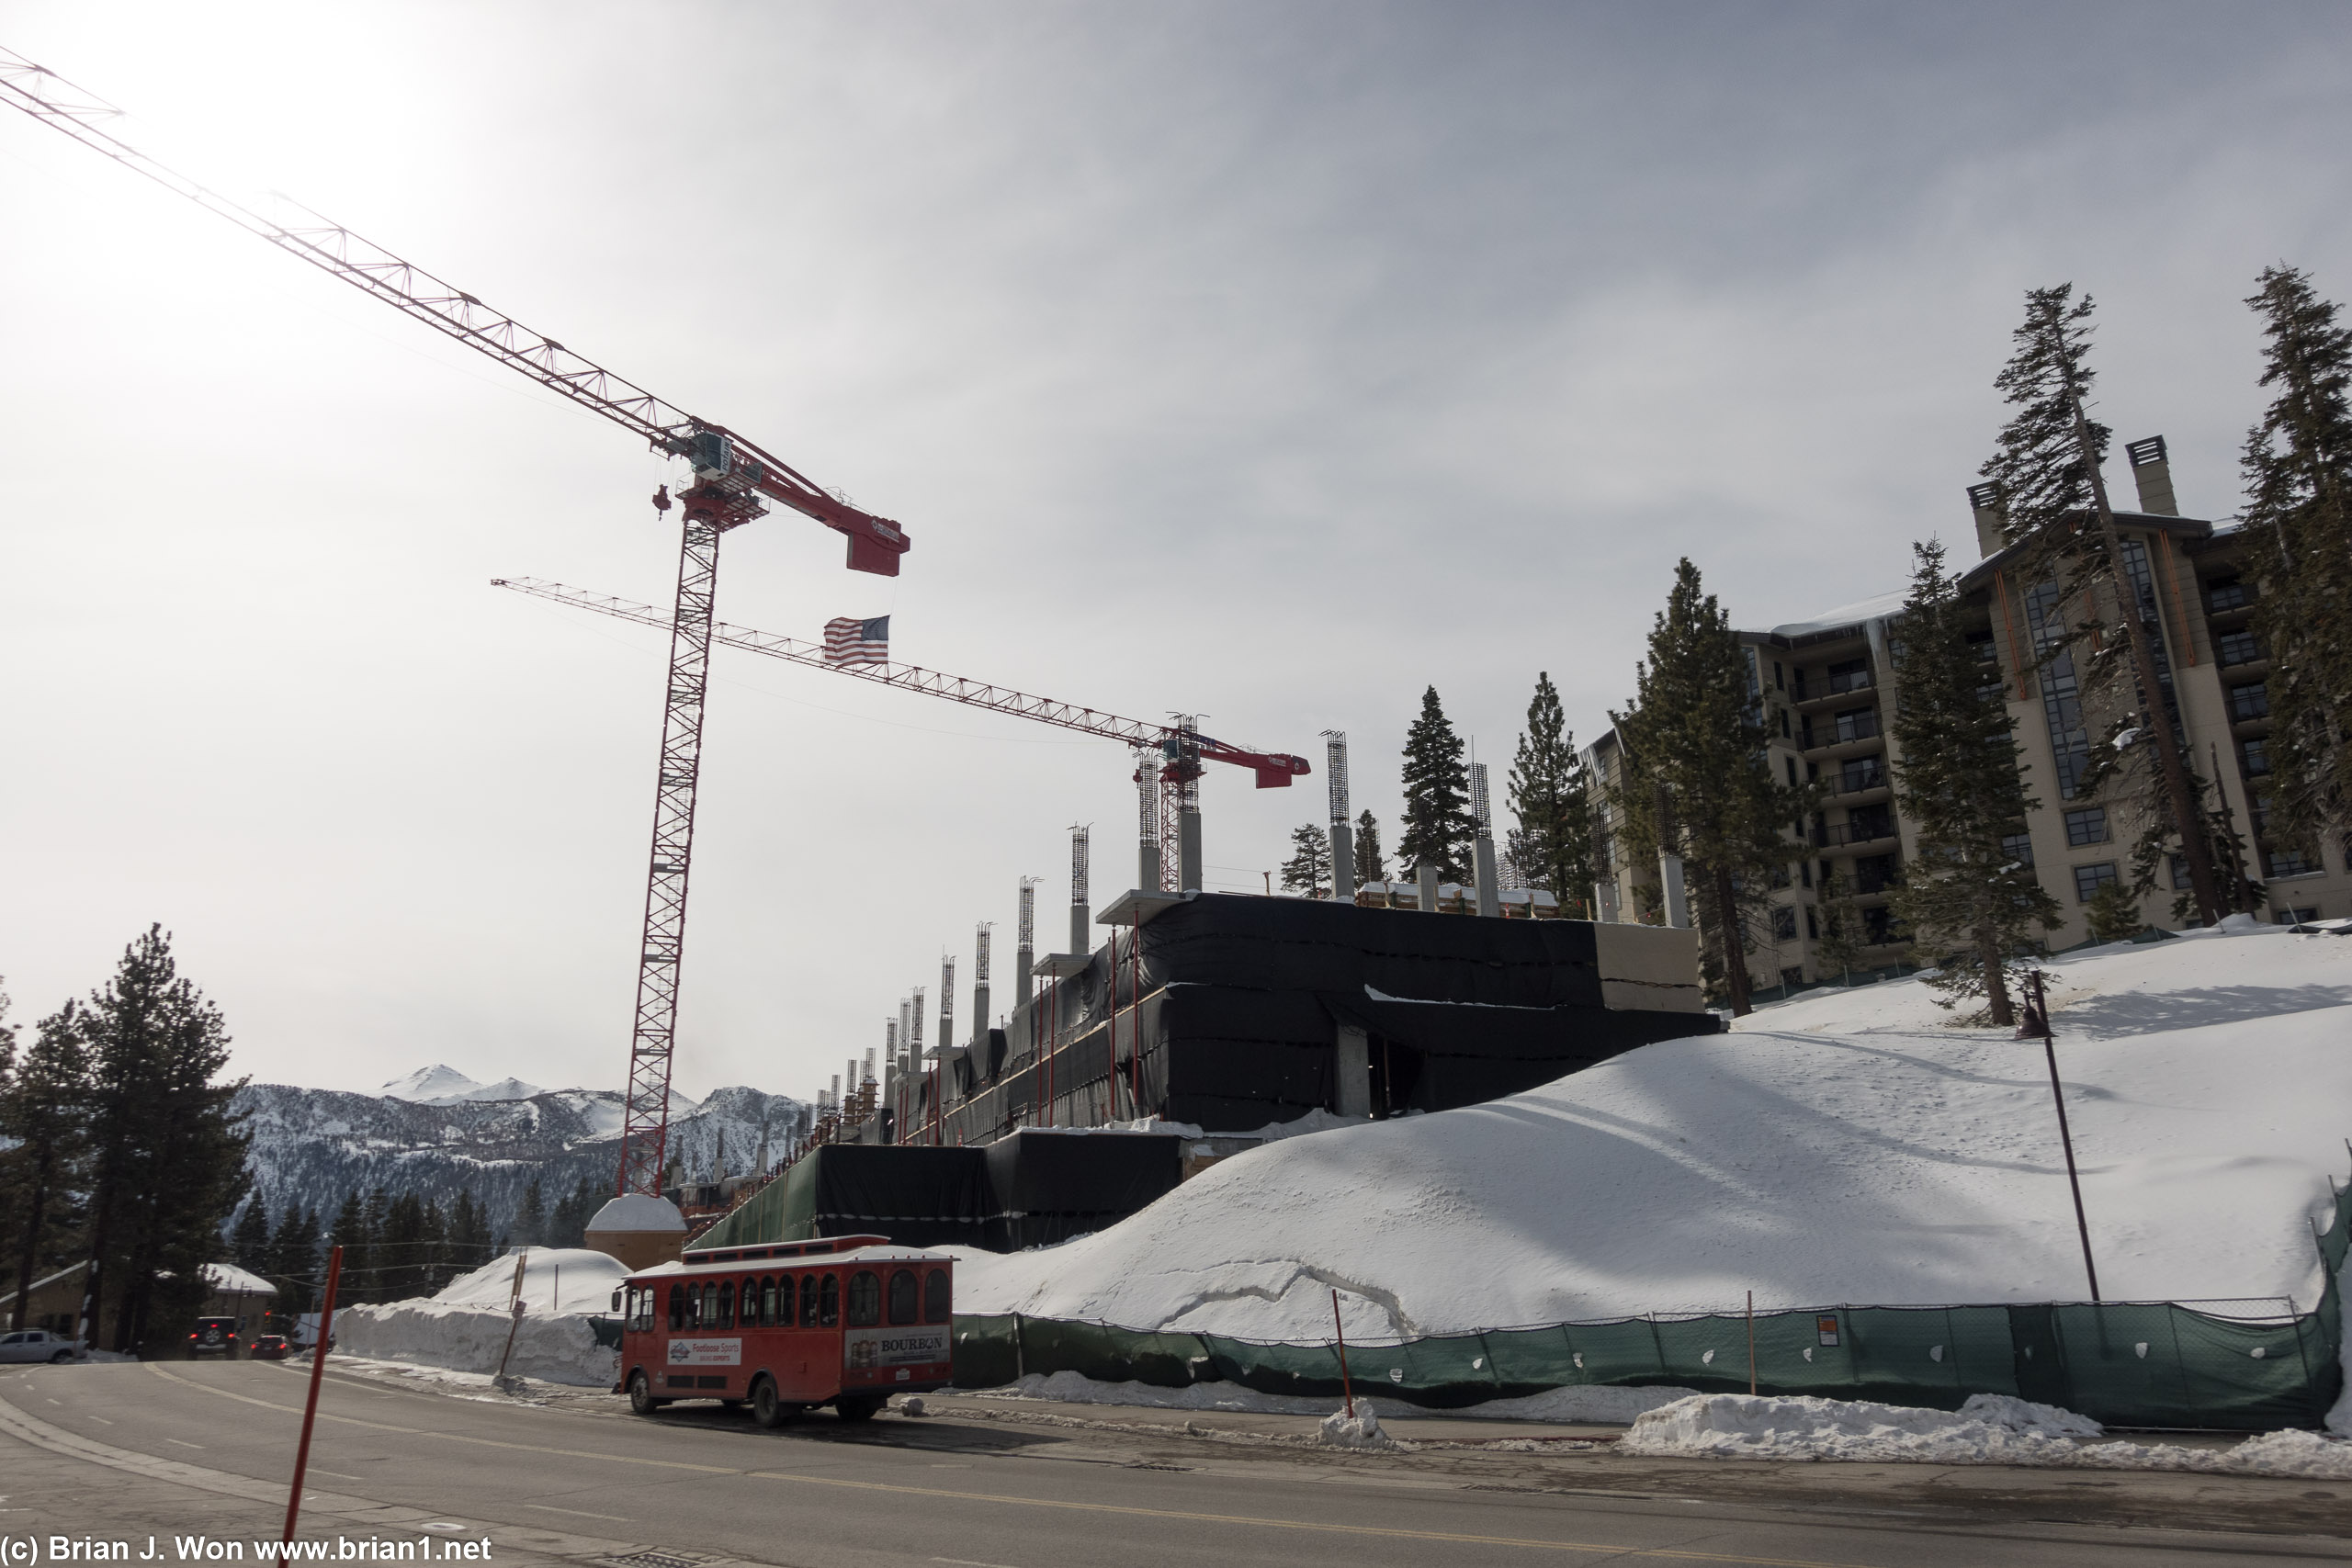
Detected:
left=1885, top=539, right=2062, bottom=1025
left=1610, top=559, right=1800, bottom=1015
left=1978, top=285, right=2225, bottom=924
left=1353, top=810, right=1387, bottom=883
left=1279, top=823, right=1331, bottom=897
left=1507, top=671, right=1596, bottom=908
left=2242, top=265, right=2352, bottom=853
left=1397, top=688, right=1475, bottom=881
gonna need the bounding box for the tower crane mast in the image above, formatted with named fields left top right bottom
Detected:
left=1, top=49, right=909, bottom=1198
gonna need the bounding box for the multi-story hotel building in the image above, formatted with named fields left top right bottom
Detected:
left=1588, top=436, right=2348, bottom=1001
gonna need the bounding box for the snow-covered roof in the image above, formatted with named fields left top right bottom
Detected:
left=645, top=1242, right=954, bottom=1280
left=1767, top=588, right=1908, bottom=640
left=587, top=1194, right=686, bottom=1233
left=202, top=1262, right=277, bottom=1295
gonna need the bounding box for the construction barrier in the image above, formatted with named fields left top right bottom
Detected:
left=949, top=1172, right=2349, bottom=1431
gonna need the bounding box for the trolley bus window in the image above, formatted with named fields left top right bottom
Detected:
left=773, top=1276, right=790, bottom=1328
left=887, top=1269, right=919, bottom=1325
left=798, top=1273, right=818, bottom=1326
left=754, top=1277, right=770, bottom=1327
left=667, top=1284, right=684, bottom=1332
left=923, top=1269, right=950, bottom=1325
left=718, top=1280, right=736, bottom=1330
left=847, top=1269, right=881, bottom=1327
left=700, top=1282, right=717, bottom=1328
left=819, top=1272, right=841, bottom=1328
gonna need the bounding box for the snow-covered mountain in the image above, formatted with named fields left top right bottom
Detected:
left=238, top=1073, right=808, bottom=1238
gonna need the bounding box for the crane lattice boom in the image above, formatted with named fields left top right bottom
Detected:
left=491, top=577, right=1313, bottom=785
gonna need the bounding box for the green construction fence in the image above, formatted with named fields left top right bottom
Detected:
left=947, top=1168, right=2350, bottom=1431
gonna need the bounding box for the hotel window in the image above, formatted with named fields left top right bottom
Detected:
left=2063, top=807, right=2109, bottom=847
left=2267, top=846, right=2317, bottom=878
left=2073, top=862, right=2119, bottom=902
left=2218, top=629, right=2264, bottom=666
left=2229, top=682, right=2268, bottom=721
left=1999, top=833, right=2034, bottom=868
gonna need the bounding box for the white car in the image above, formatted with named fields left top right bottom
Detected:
left=0, top=1329, right=84, bottom=1364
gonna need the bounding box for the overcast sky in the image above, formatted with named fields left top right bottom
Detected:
left=4, top=2, right=2347, bottom=1101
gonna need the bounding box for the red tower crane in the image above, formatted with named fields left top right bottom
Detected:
left=490, top=577, right=1312, bottom=886
left=1, top=50, right=907, bottom=1197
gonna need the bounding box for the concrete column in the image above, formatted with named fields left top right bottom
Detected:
left=1334, top=1024, right=1372, bottom=1117
left=970, top=981, right=989, bottom=1046
left=1180, top=811, right=1204, bottom=893
left=1329, top=821, right=1355, bottom=904
left=1594, top=880, right=1620, bottom=923
left=1416, top=862, right=1439, bottom=912
left=1139, top=842, right=1161, bottom=892
left=1659, top=852, right=1690, bottom=929
left=1474, top=837, right=1500, bottom=918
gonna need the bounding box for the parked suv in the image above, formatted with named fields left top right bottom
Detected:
left=187, top=1317, right=240, bottom=1357
left=0, top=1329, right=83, bottom=1364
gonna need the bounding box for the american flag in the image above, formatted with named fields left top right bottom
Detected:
left=823, top=615, right=889, bottom=666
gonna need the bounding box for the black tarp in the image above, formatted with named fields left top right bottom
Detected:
left=1318, top=989, right=1720, bottom=1115
left=982, top=1131, right=1183, bottom=1249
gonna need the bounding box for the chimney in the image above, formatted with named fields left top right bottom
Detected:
left=2127, top=435, right=2178, bottom=515
left=938, top=954, right=955, bottom=1066
left=1135, top=747, right=1162, bottom=891
left=1069, top=825, right=1091, bottom=955
left=971, top=923, right=992, bottom=1048
left=1173, top=716, right=1204, bottom=893
left=1323, top=730, right=1354, bottom=901
left=1967, top=482, right=2007, bottom=558
left=1471, top=761, right=1500, bottom=918
left=1014, top=878, right=1035, bottom=1009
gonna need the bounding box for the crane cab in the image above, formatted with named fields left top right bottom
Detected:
left=618, top=1235, right=954, bottom=1427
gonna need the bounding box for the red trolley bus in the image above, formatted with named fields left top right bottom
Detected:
left=618, top=1235, right=955, bottom=1427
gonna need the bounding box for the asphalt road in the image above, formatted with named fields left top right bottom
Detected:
left=4, top=1361, right=2346, bottom=1568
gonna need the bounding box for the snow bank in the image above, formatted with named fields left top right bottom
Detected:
left=1318, top=1404, right=1394, bottom=1449
left=1623, top=1392, right=2352, bottom=1477
left=334, top=1247, right=629, bottom=1388
left=956, top=923, right=2352, bottom=1338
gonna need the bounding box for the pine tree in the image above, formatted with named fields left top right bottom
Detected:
left=77, top=927, right=250, bottom=1350
left=1884, top=539, right=2064, bottom=1024
left=1611, top=560, right=1803, bottom=1015
left=268, top=1201, right=319, bottom=1316
left=380, top=1192, right=425, bottom=1300
left=3, top=1003, right=89, bottom=1330
left=514, top=1178, right=546, bottom=1249
left=1353, top=810, right=1387, bottom=883
left=232, top=1195, right=271, bottom=1273
left=1507, top=672, right=1596, bottom=909
left=1810, top=865, right=1866, bottom=986
left=420, top=1198, right=450, bottom=1293
left=328, top=1192, right=369, bottom=1304
left=1397, top=687, right=1474, bottom=881
left=1279, top=824, right=1332, bottom=897
left=2084, top=880, right=2143, bottom=944
left=2241, top=265, right=2352, bottom=852
left=1978, top=285, right=2226, bottom=924
left=548, top=1178, right=600, bottom=1249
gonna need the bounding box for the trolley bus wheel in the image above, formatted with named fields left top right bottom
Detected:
left=628, top=1371, right=660, bottom=1416
left=835, top=1395, right=881, bottom=1424
left=750, top=1377, right=794, bottom=1429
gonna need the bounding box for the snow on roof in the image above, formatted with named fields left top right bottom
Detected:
left=647, top=1242, right=955, bottom=1280
left=588, top=1194, right=686, bottom=1233
left=1767, top=588, right=1909, bottom=640
left=201, top=1262, right=277, bottom=1295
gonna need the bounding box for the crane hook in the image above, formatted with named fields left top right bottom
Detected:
left=651, top=483, right=672, bottom=517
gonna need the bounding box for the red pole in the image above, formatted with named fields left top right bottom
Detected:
left=282, top=1245, right=344, bottom=1547
left=1330, top=1288, right=1354, bottom=1419
left=2023, top=969, right=2100, bottom=1302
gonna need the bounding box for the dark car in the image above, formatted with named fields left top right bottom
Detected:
left=188, top=1316, right=240, bottom=1357
left=249, top=1333, right=289, bottom=1360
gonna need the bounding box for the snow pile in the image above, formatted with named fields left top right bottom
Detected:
left=334, top=1247, right=628, bottom=1388
left=587, top=1194, right=685, bottom=1234
left=1623, top=1392, right=2352, bottom=1477
left=1318, top=1404, right=1394, bottom=1449
left=1623, top=1392, right=2099, bottom=1461
left=956, top=921, right=2352, bottom=1339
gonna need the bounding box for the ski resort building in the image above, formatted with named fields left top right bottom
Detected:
left=693, top=893, right=1713, bottom=1252
left=1589, top=434, right=2352, bottom=1001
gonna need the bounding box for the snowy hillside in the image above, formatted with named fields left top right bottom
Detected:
left=236, top=1078, right=808, bottom=1237
left=957, top=921, right=2352, bottom=1341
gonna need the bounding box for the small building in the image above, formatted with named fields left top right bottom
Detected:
left=198, top=1263, right=278, bottom=1339
left=0, top=1261, right=89, bottom=1337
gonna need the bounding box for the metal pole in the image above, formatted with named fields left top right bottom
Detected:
left=1330, top=1288, right=1355, bottom=1420
left=2022, top=970, right=2100, bottom=1302
left=281, top=1245, right=344, bottom=1548
left=1747, top=1290, right=1756, bottom=1396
